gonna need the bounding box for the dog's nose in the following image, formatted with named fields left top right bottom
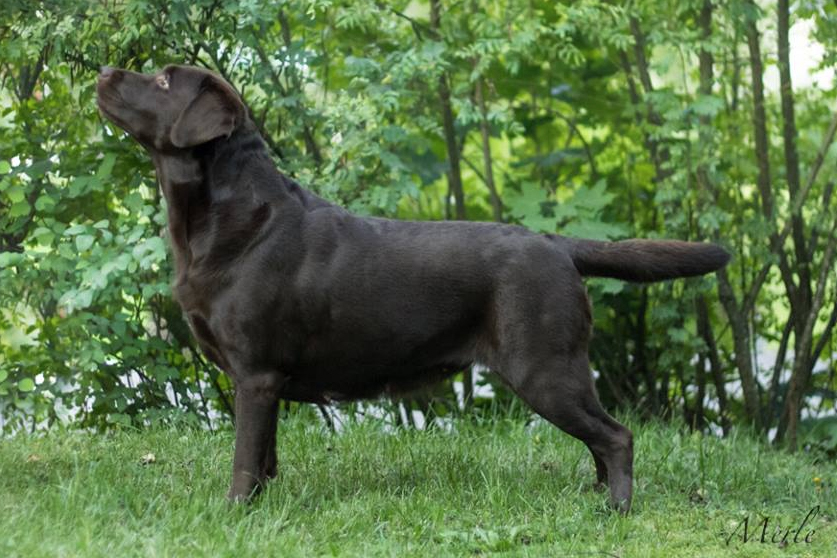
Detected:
left=99, top=66, right=115, bottom=78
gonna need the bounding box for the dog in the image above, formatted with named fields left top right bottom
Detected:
left=96, top=64, right=729, bottom=513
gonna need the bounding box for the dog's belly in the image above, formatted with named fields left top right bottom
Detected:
left=281, top=361, right=468, bottom=403
left=280, top=308, right=485, bottom=400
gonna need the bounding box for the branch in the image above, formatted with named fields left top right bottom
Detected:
left=744, top=0, right=774, bottom=219
left=742, top=112, right=837, bottom=314
left=474, top=74, right=504, bottom=222
left=737, top=2, right=798, bottom=314
left=778, top=0, right=810, bottom=300
left=766, top=313, right=793, bottom=420
left=189, top=42, right=287, bottom=162
left=430, top=0, right=466, bottom=220
left=716, top=266, right=762, bottom=427
left=461, top=154, right=487, bottom=184
left=810, top=181, right=834, bottom=259
left=547, top=108, right=599, bottom=179
left=278, top=8, right=323, bottom=167
left=375, top=2, right=436, bottom=40
left=697, top=295, right=730, bottom=435
left=776, top=222, right=837, bottom=447
left=800, top=112, right=837, bottom=209
left=620, top=19, right=670, bottom=182
left=629, top=17, right=655, bottom=99
left=811, top=296, right=837, bottom=372
left=805, top=224, right=837, bottom=346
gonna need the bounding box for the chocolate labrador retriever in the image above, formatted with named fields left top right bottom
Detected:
left=96, top=64, right=729, bottom=513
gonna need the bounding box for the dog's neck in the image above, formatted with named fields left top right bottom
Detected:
left=194, top=121, right=282, bottom=201
left=195, top=121, right=331, bottom=210
left=151, top=151, right=202, bottom=285
left=151, top=120, right=330, bottom=285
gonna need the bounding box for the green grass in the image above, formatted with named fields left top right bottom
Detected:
left=1, top=414, right=834, bottom=557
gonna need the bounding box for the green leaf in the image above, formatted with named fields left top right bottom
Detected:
left=561, top=220, right=627, bottom=241
left=76, top=234, right=95, bottom=252
left=124, top=192, right=144, bottom=213
left=505, top=182, right=558, bottom=233
left=0, top=160, right=11, bottom=174
left=6, top=185, right=25, bottom=203
left=64, top=224, right=88, bottom=236
left=589, top=277, right=624, bottom=295
left=669, top=328, right=690, bottom=344
left=691, top=94, right=724, bottom=117
left=0, top=369, right=7, bottom=384
left=96, top=153, right=117, bottom=181
left=0, top=252, right=24, bottom=267
left=75, top=290, right=94, bottom=309
left=17, top=378, right=35, bottom=392
left=35, top=194, right=57, bottom=212
left=23, top=160, right=51, bottom=178
left=571, top=180, right=614, bottom=211
left=8, top=200, right=30, bottom=218
left=32, top=227, right=55, bottom=246
left=68, top=176, right=91, bottom=197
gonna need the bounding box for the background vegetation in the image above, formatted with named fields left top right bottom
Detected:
left=1, top=0, right=836, bottom=453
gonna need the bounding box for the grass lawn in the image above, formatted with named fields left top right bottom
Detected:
left=1, top=414, right=834, bottom=557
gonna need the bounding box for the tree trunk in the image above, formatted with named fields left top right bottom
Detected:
left=632, top=287, right=657, bottom=415
left=430, top=0, right=466, bottom=221
left=717, top=270, right=762, bottom=429
left=697, top=297, right=730, bottom=435
left=744, top=5, right=774, bottom=221
left=777, top=0, right=811, bottom=311
left=622, top=21, right=671, bottom=182
left=693, top=353, right=706, bottom=430
left=770, top=0, right=837, bottom=450
left=475, top=76, right=503, bottom=222
left=777, top=229, right=837, bottom=448
left=694, top=0, right=759, bottom=429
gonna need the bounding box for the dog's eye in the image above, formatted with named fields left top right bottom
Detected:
left=156, top=74, right=170, bottom=90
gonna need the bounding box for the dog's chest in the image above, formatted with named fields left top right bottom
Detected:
left=182, top=309, right=232, bottom=372
left=171, top=276, right=236, bottom=372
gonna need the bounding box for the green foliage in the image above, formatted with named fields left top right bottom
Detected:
left=1, top=0, right=835, bottom=435
left=800, top=415, right=837, bottom=457
left=506, top=178, right=628, bottom=240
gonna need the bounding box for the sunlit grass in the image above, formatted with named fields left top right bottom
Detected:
left=1, top=414, right=834, bottom=557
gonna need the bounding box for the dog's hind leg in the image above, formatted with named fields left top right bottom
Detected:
left=502, top=352, right=633, bottom=513
left=261, top=404, right=279, bottom=480
left=587, top=444, right=608, bottom=491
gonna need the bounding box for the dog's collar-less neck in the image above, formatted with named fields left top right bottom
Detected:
left=195, top=122, right=297, bottom=203
left=197, top=122, right=333, bottom=212
left=151, top=119, right=315, bottom=287
left=151, top=152, right=203, bottom=286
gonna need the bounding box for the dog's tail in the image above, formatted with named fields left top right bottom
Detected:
left=563, top=237, right=730, bottom=282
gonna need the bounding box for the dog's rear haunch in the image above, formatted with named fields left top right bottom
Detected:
left=96, top=64, right=729, bottom=514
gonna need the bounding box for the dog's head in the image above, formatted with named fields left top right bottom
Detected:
left=96, top=65, right=245, bottom=152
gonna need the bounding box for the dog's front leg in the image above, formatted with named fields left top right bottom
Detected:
left=227, top=372, right=282, bottom=502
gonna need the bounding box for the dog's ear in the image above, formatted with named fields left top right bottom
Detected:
left=171, top=77, right=244, bottom=148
